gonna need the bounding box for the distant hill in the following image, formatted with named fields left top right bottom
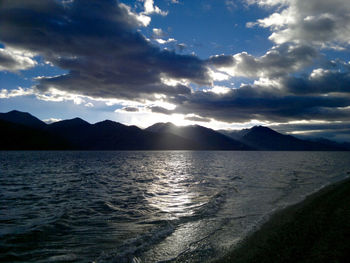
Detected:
left=0, top=111, right=203, bottom=150
left=0, top=110, right=46, bottom=128
left=221, top=126, right=348, bottom=151
left=0, top=119, right=70, bottom=150
left=47, top=119, right=200, bottom=150
left=46, top=118, right=92, bottom=149
left=0, top=110, right=348, bottom=151
left=146, top=122, right=250, bottom=150
left=310, top=138, right=350, bottom=150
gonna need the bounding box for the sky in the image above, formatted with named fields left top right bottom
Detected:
left=0, top=0, right=350, bottom=142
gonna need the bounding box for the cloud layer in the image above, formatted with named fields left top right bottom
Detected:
left=208, top=44, right=318, bottom=78
left=0, top=0, right=209, bottom=101
left=248, top=0, right=350, bottom=49
left=0, top=47, right=36, bottom=72
left=0, top=0, right=350, bottom=139
left=167, top=84, right=350, bottom=123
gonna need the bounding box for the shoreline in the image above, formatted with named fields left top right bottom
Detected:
left=215, top=176, right=350, bottom=263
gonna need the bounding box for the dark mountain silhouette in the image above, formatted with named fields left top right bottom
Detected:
left=0, top=110, right=46, bottom=128
left=0, top=110, right=348, bottom=151
left=46, top=118, right=92, bottom=149
left=219, top=129, right=248, bottom=141
left=310, top=138, right=350, bottom=151
left=146, top=122, right=250, bottom=150
left=61, top=119, right=200, bottom=150
left=44, top=118, right=199, bottom=150
left=48, top=117, right=90, bottom=129
left=0, top=111, right=202, bottom=150
left=221, top=126, right=348, bottom=151
left=0, top=119, right=70, bottom=150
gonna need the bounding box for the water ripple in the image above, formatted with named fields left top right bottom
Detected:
left=1, top=151, right=350, bottom=262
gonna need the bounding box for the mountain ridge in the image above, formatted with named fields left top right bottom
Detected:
left=145, top=122, right=250, bottom=150
left=0, top=110, right=47, bottom=128
left=221, top=125, right=348, bottom=151
left=0, top=110, right=348, bottom=151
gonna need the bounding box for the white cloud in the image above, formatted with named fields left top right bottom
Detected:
left=85, top=102, right=94, bottom=107
left=152, top=28, right=164, bottom=37
left=209, top=44, right=317, bottom=79
left=155, top=38, right=176, bottom=44
left=160, top=74, right=189, bottom=87
left=0, top=47, right=37, bottom=72
left=0, top=87, right=34, bottom=98
left=34, top=87, right=88, bottom=105
left=143, top=0, right=168, bottom=16
left=247, top=0, right=350, bottom=49
left=204, top=85, right=231, bottom=94
left=73, top=97, right=85, bottom=105
left=121, top=1, right=168, bottom=27
left=119, top=3, right=151, bottom=27
left=245, top=0, right=289, bottom=7
left=123, top=1, right=167, bottom=27
left=136, top=13, right=152, bottom=27
left=309, top=68, right=328, bottom=79
left=152, top=28, right=176, bottom=45
left=253, top=77, right=282, bottom=89
left=42, top=118, right=62, bottom=124
left=208, top=69, right=231, bottom=81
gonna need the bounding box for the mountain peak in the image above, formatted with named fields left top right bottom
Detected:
left=0, top=110, right=46, bottom=128
left=250, top=125, right=273, bottom=131
left=247, top=126, right=279, bottom=135
left=145, top=122, right=177, bottom=133
left=49, top=117, right=90, bottom=128
left=8, top=110, right=24, bottom=114
left=146, top=121, right=250, bottom=150
left=94, top=119, right=125, bottom=128
left=66, top=117, right=89, bottom=125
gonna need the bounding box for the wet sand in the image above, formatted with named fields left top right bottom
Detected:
left=216, top=177, right=350, bottom=263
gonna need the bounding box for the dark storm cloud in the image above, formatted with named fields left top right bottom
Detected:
left=167, top=84, right=350, bottom=123
left=121, top=107, right=140, bottom=112
left=148, top=106, right=174, bottom=115
left=1, top=0, right=350, bottom=137
left=184, top=115, right=211, bottom=122
left=207, top=54, right=235, bottom=67
left=273, top=121, right=350, bottom=142
left=273, top=122, right=350, bottom=135
left=0, top=0, right=210, bottom=100
left=193, top=48, right=350, bottom=123
left=208, top=44, right=318, bottom=78
left=284, top=69, right=350, bottom=95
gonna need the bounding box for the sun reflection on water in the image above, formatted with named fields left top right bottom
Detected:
left=144, top=153, right=205, bottom=220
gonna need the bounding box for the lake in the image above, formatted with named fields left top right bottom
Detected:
left=1, top=151, right=350, bottom=262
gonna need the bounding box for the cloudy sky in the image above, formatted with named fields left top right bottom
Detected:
left=1, top=0, right=350, bottom=142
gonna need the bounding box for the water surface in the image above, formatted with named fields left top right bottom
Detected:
left=1, top=151, right=350, bottom=262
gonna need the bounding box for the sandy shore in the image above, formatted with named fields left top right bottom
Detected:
left=216, top=177, right=350, bottom=263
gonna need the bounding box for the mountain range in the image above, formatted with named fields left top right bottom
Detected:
left=0, top=110, right=349, bottom=151
left=220, top=126, right=349, bottom=151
